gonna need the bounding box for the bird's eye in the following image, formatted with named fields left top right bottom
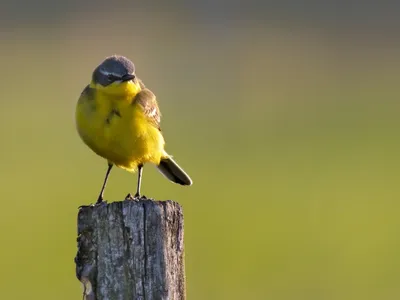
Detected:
left=107, top=74, right=115, bottom=81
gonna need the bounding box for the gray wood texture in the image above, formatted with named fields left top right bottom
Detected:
left=75, top=200, right=185, bottom=300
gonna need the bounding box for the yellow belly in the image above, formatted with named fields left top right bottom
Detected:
left=76, top=91, right=165, bottom=172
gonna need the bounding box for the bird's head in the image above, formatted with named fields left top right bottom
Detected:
left=91, top=55, right=141, bottom=96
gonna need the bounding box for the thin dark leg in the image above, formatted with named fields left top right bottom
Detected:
left=134, top=164, right=143, bottom=198
left=97, top=163, right=113, bottom=204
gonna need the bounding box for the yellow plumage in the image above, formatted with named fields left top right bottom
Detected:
left=76, top=81, right=165, bottom=172
left=75, top=55, right=192, bottom=203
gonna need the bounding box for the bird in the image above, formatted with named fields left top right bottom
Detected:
left=75, top=55, right=192, bottom=204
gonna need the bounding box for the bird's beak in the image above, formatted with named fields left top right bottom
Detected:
left=121, top=74, right=135, bottom=82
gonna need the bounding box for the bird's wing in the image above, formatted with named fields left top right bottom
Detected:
left=78, top=85, right=95, bottom=103
left=77, top=85, right=97, bottom=113
left=133, top=87, right=161, bottom=131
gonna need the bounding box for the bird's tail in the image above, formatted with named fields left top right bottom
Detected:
left=157, top=155, right=193, bottom=186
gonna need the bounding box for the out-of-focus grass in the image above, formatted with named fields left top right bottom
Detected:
left=1, top=14, right=400, bottom=300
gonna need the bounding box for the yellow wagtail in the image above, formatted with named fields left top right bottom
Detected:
left=76, top=55, right=192, bottom=203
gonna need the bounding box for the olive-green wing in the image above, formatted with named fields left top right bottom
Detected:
left=77, top=85, right=97, bottom=113
left=78, top=85, right=95, bottom=103
left=134, top=87, right=161, bottom=131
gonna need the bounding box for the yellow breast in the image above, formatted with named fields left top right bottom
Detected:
left=76, top=86, right=165, bottom=172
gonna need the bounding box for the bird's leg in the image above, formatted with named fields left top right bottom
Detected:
left=134, top=164, right=143, bottom=199
left=96, top=163, right=113, bottom=204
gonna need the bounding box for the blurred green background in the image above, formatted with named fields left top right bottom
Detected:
left=1, top=2, right=400, bottom=299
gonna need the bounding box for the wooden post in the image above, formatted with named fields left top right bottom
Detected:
left=75, top=199, right=185, bottom=300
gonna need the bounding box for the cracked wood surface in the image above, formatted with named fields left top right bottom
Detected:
left=75, top=200, right=185, bottom=300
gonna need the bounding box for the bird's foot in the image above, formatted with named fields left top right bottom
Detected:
left=134, top=192, right=148, bottom=200
left=125, top=193, right=136, bottom=200
left=78, top=199, right=107, bottom=209
left=78, top=204, right=94, bottom=209
left=95, top=196, right=108, bottom=205
left=125, top=193, right=148, bottom=201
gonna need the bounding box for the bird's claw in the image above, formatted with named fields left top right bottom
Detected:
left=125, top=193, right=134, bottom=200
left=78, top=204, right=94, bottom=209
left=134, top=193, right=147, bottom=200
left=125, top=193, right=140, bottom=201
left=125, top=193, right=147, bottom=201
left=78, top=200, right=107, bottom=209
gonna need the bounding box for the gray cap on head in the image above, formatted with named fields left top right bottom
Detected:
left=92, top=55, right=136, bottom=86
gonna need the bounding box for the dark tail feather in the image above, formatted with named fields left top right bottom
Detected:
left=157, top=156, right=193, bottom=186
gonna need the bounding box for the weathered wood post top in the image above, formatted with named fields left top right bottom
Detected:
left=75, top=199, right=185, bottom=300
